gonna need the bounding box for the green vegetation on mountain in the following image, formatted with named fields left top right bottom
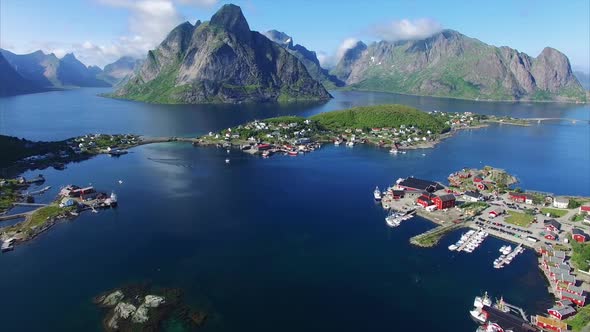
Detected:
left=332, top=30, right=586, bottom=103
left=310, top=104, right=450, bottom=134
left=115, top=5, right=330, bottom=104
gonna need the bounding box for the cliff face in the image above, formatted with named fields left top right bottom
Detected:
left=0, top=53, right=43, bottom=96
left=115, top=5, right=331, bottom=104
left=331, top=30, right=586, bottom=102
left=264, top=30, right=343, bottom=88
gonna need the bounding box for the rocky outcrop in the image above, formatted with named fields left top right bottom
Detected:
left=93, top=285, right=208, bottom=332
left=264, top=29, right=343, bottom=88
left=331, top=30, right=586, bottom=102
left=115, top=4, right=331, bottom=104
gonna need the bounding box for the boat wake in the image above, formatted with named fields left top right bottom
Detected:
left=147, top=158, right=193, bottom=168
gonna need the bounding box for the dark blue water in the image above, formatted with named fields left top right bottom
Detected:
left=0, top=89, right=589, bottom=331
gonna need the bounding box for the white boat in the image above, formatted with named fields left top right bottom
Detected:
left=346, top=141, right=354, bottom=147
left=389, top=148, right=398, bottom=154
left=225, top=158, right=230, bottom=164
left=448, top=244, right=458, bottom=251
left=374, top=187, right=382, bottom=201
left=334, top=140, right=341, bottom=146
left=470, top=308, right=488, bottom=323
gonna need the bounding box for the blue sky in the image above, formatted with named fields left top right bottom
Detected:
left=1, top=0, right=589, bottom=71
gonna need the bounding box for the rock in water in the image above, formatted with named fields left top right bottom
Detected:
left=330, top=30, right=586, bottom=103
left=99, top=290, right=125, bottom=307
left=144, top=295, right=165, bottom=307
left=114, top=4, right=331, bottom=104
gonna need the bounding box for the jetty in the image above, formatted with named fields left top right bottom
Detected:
left=410, top=223, right=464, bottom=247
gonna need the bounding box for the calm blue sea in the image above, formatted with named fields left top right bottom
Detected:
left=0, top=88, right=588, bottom=331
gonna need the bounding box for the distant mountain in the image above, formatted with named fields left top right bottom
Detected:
left=114, top=4, right=331, bottom=104
left=100, top=56, right=143, bottom=86
left=574, top=71, right=590, bottom=90
left=331, top=30, right=586, bottom=103
left=264, top=30, right=343, bottom=89
left=0, top=49, right=110, bottom=88
left=0, top=53, right=44, bottom=96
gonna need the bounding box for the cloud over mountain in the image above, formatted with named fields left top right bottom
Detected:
left=370, top=18, right=442, bottom=41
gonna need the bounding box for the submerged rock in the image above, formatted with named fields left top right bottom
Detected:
left=94, top=284, right=208, bottom=331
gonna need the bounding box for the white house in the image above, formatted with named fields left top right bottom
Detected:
left=553, top=197, right=569, bottom=209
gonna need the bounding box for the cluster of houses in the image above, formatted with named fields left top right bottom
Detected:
left=68, top=134, right=138, bottom=155
left=212, top=119, right=316, bottom=144
left=392, top=177, right=457, bottom=211
left=533, top=245, right=587, bottom=332
left=366, top=125, right=434, bottom=146
left=508, top=192, right=571, bottom=209
left=541, top=218, right=589, bottom=243
left=58, top=185, right=117, bottom=208
left=429, top=110, right=482, bottom=129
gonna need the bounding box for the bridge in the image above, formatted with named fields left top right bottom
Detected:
left=525, top=118, right=590, bottom=124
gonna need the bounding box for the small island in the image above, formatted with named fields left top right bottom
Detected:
left=93, top=284, right=208, bottom=331
left=194, top=104, right=529, bottom=156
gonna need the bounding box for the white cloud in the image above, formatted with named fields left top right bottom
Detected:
left=317, top=38, right=361, bottom=68
left=371, top=18, right=442, bottom=42
left=8, top=0, right=219, bottom=67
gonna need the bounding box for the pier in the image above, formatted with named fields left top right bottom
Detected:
left=409, top=223, right=464, bottom=247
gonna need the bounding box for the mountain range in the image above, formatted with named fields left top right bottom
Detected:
left=1, top=3, right=586, bottom=103
left=114, top=4, right=331, bottom=104
left=0, top=49, right=111, bottom=89
left=330, top=30, right=586, bottom=102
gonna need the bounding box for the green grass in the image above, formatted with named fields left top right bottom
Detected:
left=572, top=214, right=587, bottom=222
left=570, top=237, right=590, bottom=271
left=566, top=301, right=590, bottom=331
left=541, top=208, right=569, bottom=218
left=310, top=104, right=450, bottom=134
left=28, top=205, right=64, bottom=228
left=505, top=211, right=534, bottom=227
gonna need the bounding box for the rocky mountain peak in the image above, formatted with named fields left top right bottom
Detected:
left=210, top=4, right=250, bottom=36
left=264, top=30, right=294, bottom=48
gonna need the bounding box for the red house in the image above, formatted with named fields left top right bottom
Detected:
left=257, top=144, right=271, bottom=150
left=544, top=219, right=562, bottom=233
left=545, top=231, right=558, bottom=241
left=561, top=292, right=586, bottom=306
left=579, top=205, right=590, bottom=213
left=417, top=193, right=435, bottom=207
left=509, top=192, right=527, bottom=203
left=547, top=305, right=576, bottom=320
left=572, top=228, right=588, bottom=243
left=433, top=194, right=456, bottom=210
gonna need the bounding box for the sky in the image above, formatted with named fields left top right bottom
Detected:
left=1, top=0, right=589, bottom=72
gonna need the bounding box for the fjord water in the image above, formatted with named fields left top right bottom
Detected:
left=0, top=89, right=589, bottom=331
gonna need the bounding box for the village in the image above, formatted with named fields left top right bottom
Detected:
left=0, top=174, right=118, bottom=253
left=193, top=111, right=529, bottom=158
left=373, top=166, right=590, bottom=332
left=4, top=133, right=141, bottom=174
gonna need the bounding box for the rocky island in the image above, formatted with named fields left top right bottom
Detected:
left=113, top=4, right=331, bottom=104
left=94, top=284, right=207, bottom=331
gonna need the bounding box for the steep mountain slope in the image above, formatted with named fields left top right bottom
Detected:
left=115, top=4, right=331, bottom=104
left=0, top=49, right=110, bottom=88
left=264, top=30, right=343, bottom=88
left=100, top=56, right=143, bottom=86
left=0, top=53, right=43, bottom=96
left=574, top=71, right=590, bottom=90
left=331, top=30, right=586, bottom=102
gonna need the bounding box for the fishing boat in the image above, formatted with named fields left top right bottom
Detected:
left=288, top=151, right=298, bottom=156
left=225, top=158, right=230, bottom=164
left=374, top=187, right=382, bottom=201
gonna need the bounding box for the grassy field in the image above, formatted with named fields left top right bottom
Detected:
left=541, top=208, right=569, bottom=218
left=570, top=238, right=590, bottom=271
left=566, top=305, right=590, bottom=331
left=505, top=211, right=534, bottom=227
left=310, top=104, right=450, bottom=134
